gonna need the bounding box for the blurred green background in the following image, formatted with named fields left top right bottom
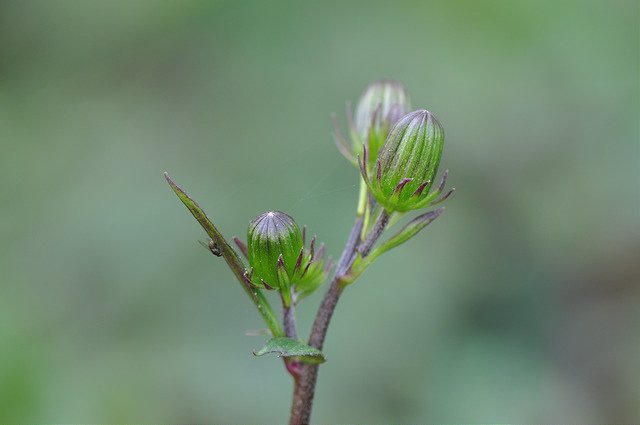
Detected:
left=1, top=0, right=638, bottom=423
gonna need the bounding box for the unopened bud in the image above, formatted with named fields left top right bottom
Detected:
left=247, top=211, right=303, bottom=290
left=354, top=80, right=410, bottom=153
left=360, top=109, right=449, bottom=212
left=334, top=79, right=411, bottom=166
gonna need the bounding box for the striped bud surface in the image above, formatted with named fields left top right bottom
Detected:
left=360, top=109, right=447, bottom=212
left=353, top=79, right=412, bottom=162
left=334, top=79, right=411, bottom=166
left=247, top=211, right=303, bottom=290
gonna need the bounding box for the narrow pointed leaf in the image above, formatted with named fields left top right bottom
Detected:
left=371, top=208, right=445, bottom=258
left=345, top=208, right=444, bottom=286
left=164, top=172, right=283, bottom=337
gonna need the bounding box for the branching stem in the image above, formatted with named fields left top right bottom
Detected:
left=359, top=209, right=390, bottom=257
left=289, top=209, right=388, bottom=425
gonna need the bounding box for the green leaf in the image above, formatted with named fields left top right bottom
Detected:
left=253, top=337, right=326, bottom=364
left=345, top=208, right=445, bottom=286
left=164, top=172, right=284, bottom=337
left=371, top=207, right=444, bottom=258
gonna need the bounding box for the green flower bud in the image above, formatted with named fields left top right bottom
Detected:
left=247, top=211, right=303, bottom=290
left=244, top=213, right=332, bottom=305
left=359, top=109, right=453, bottom=212
left=334, top=79, right=411, bottom=166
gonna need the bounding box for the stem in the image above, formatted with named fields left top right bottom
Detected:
left=282, top=291, right=302, bottom=380
left=283, top=292, right=299, bottom=340
left=359, top=209, right=390, bottom=257
left=289, top=281, right=341, bottom=425
left=289, top=210, right=390, bottom=425
left=336, top=216, right=366, bottom=276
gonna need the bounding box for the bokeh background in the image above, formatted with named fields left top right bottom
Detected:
left=1, top=0, right=638, bottom=423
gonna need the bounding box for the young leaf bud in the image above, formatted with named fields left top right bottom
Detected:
left=247, top=211, right=303, bottom=290
left=360, top=109, right=450, bottom=212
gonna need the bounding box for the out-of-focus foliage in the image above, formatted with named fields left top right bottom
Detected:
left=0, top=0, right=638, bottom=423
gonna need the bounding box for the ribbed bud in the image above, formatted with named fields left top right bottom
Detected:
left=354, top=80, right=411, bottom=158
left=247, top=211, right=303, bottom=290
left=334, top=79, right=411, bottom=166
left=360, top=109, right=450, bottom=212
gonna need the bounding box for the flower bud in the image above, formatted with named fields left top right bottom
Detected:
left=334, top=79, right=411, bottom=166
left=360, top=109, right=452, bottom=212
left=247, top=211, right=303, bottom=290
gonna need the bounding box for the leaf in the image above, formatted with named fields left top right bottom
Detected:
left=164, top=172, right=242, bottom=271
left=253, top=337, right=326, bottom=364
left=164, top=172, right=284, bottom=337
left=372, top=207, right=445, bottom=258
left=345, top=207, right=445, bottom=285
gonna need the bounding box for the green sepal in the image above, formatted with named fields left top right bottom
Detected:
left=253, top=337, right=326, bottom=364
left=276, top=255, right=292, bottom=307
left=294, top=260, right=326, bottom=301
left=290, top=234, right=331, bottom=301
